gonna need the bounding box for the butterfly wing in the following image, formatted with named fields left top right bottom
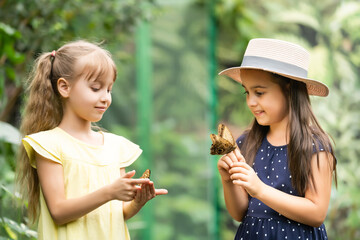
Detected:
left=210, top=124, right=236, bottom=155
left=141, top=169, right=151, bottom=179
left=219, top=124, right=235, bottom=146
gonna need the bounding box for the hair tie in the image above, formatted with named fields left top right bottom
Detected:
left=50, top=50, right=56, bottom=84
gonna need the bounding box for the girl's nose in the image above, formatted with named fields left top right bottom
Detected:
left=100, top=91, right=111, bottom=103
left=247, top=94, right=257, bottom=107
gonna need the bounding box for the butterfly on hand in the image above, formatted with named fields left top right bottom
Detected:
left=140, top=169, right=151, bottom=179
left=210, top=123, right=236, bottom=155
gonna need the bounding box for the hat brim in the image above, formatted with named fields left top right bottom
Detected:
left=218, top=66, right=329, bottom=97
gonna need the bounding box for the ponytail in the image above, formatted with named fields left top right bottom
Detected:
left=17, top=52, right=62, bottom=222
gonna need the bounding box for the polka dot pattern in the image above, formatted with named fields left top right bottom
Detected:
left=234, top=135, right=329, bottom=240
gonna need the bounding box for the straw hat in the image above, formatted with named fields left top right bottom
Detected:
left=218, top=38, right=329, bottom=97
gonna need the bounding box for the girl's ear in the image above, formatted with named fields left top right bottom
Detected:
left=57, top=78, right=71, bottom=98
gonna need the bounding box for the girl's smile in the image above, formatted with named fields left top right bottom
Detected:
left=95, top=107, right=107, bottom=112
left=253, top=110, right=265, bottom=117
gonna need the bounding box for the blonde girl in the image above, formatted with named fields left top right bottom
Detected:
left=217, top=38, right=336, bottom=239
left=16, top=40, right=167, bottom=240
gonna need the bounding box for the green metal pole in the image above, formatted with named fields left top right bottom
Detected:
left=136, top=20, right=153, bottom=240
left=208, top=0, right=220, bottom=239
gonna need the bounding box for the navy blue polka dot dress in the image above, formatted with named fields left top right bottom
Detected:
left=234, top=134, right=328, bottom=240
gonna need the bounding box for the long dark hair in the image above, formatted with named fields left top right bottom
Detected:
left=240, top=73, right=337, bottom=196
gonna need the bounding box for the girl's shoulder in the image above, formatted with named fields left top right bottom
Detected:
left=25, top=127, right=64, bottom=143
left=235, top=131, right=249, bottom=149
left=311, top=133, right=332, bottom=154
left=102, top=132, right=143, bottom=167
left=22, top=128, right=64, bottom=167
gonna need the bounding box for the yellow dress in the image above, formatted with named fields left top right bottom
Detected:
left=22, top=127, right=142, bottom=240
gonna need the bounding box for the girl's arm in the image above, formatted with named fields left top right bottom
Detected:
left=36, top=153, right=149, bottom=225
left=230, top=151, right=334, bottom=227
left=121, top=168, right=168, bottom=220
left=218, top=149, right=249, bottom=222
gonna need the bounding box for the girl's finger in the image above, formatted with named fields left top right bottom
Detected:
left=231, top=161, right=251, bottom=170
left=146, top=183, right=152, bottom=199
left=131, top=178, right=150, bottom=185
left=226, top=151, right=238, bottom=163
left=234, top=148, right=246, bottom=163
left=232, top=179, right=246, bottom=187
left=229, top=166, right=248, bottom=175
left=230, top=173, right=248, bottom=181
left=218, top=161, right=230, bottom=171
left=149, top=182, right=155, bottom=197
left=220, top=155, right=234, bottom=169
left=155, top=189, right=168, bottom=195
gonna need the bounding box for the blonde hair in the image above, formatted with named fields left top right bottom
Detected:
left=16, top=40, right=117, bottom=222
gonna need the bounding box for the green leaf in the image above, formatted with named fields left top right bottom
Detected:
left=0, top=122, right=21, bottom=145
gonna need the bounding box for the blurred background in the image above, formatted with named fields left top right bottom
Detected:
left=1, top=0, right=360, bottom=239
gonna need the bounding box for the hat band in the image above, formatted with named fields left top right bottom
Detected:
left=241, top=56, right=308, bottom=78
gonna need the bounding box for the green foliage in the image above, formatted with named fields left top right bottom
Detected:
left=0, top=122, right=36, bottom=239
left=1, top=0, right=360, bottom=239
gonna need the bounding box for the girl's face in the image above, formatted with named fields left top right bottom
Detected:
left=65, top=70, right=114, bottom=123
left=240, top=69, right=289, bottom=128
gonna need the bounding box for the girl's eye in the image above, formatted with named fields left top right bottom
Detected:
left=243, top=90, right=249, bottom=95
left=107, top=89, right=112, bottom=94
left=255, top=91, right=264, bottom=96
left=91, top=87, right=100, bottom=92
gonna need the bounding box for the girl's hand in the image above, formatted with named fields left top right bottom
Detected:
left=217, top=148, right=245, bottom=182
left=109, top=170, right=150, bottom=201
left=123, top=180, right=168, bottom=220
left=229, top=161, right=265, bottom=198
left=133, top=181, right=168, bottom=207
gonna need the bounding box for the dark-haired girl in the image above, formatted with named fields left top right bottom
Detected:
left=217, top=38, right=336, bottom=240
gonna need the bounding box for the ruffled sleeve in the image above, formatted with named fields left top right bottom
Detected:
left=106, top=133, right=142, bottom=168
left=22, top=131, right=62, bottom=168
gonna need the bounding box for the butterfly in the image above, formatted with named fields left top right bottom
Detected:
left=210, top=123, right=236, bottom=155
left=141, top=169, right=151, bottom=179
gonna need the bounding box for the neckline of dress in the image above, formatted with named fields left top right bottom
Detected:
left=55, top=127, right=106, bottom=148
left=264, top=136, right=288, bottom=148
